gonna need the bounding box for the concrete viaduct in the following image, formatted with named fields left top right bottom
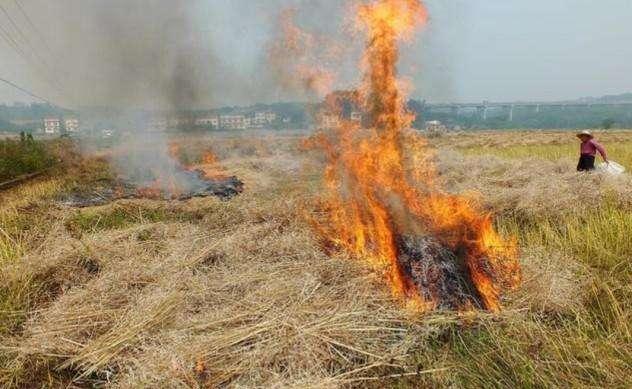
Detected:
left=420, top=101, right=632, bottom=121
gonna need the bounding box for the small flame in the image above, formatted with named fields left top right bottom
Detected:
left=303, top=0, right=521, bottom=311
left=135, top=143, right=228, bottom=199
left=197, top=150, right=229, bottom=180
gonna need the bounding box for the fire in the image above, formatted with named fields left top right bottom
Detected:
left=135, top=176, right=184, bottom=200
left=201, top=151, right=219, bottom=165
left=197, top=150, right=228, bottom=180
left=304, top=0, right=521, bottom=311
left=134, top=143, right=229, bottom=199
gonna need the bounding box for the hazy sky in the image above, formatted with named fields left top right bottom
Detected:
left=1, top=0, right=632, bottom=107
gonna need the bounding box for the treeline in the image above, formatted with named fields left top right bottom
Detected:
left=3, top=99, right=632, bottom=133
left=0, top=103, right=71, bottom=121
left=0, top=103, right=73, bottom=133
left=216, top=100, right=632, bottom=130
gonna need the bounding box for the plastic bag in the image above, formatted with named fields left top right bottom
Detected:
left=597, top=161, right=626, bottom=175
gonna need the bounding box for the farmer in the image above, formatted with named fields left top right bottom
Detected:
left=576, top=130, right=608, bottom=171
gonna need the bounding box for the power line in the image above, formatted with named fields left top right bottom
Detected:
left=13, top=0, right=55, bottom=59
left=2, top=1, right=55, bottom=72
left=0, top=3, right=70, bottom=104
left=0, top=20, right=26, bottom=56
left=0, top=4, right=33, bottom=51
left=0, top=77, right=55, bottom=105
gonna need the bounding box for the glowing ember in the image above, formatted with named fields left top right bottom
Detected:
left=304, top=0, right=521, bottom=311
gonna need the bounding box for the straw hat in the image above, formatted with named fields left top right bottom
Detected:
left=576, top=130, right=594, bottom=139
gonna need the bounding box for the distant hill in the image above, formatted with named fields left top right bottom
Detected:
left=0, top=103, right=75, bottom=132
left=0, top=118, right=17, bottom=131
left=576, top=93, right=632, bottom=104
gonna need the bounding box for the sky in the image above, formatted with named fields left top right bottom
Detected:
left=1, top=0, right=632, bottom=107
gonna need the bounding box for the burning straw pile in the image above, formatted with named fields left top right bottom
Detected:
left=304, top=0, right=521, bottom=311
left=61, top=143, right=243, bottom=208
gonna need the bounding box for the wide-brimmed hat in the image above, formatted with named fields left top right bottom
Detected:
left=576, top=130, right=594, bottom=139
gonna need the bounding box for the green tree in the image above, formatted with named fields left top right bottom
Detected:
left=601, top=118, right=615, bottom=130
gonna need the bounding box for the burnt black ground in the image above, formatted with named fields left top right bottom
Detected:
left=397, top=235, right=483, bottom=310
left=59, top=174, right=244, bottom=208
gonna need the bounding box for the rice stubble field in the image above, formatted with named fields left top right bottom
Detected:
left=0, top=130, right=630, bottom=388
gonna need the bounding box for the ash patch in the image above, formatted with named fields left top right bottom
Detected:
left=60, top=173, right=244, bottom=208
left=397, top=236, right=482, bottom=310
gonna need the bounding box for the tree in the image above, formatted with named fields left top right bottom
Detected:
left=602, top=118, right=615, bottom=130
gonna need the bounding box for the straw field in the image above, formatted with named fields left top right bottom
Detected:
left=1, top=130, right=630, bottom=388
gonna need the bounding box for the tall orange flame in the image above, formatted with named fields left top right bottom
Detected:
left=306, top=0, right=521, bottom=311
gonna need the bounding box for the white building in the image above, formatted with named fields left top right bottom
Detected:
left=243, top=117, right=252, bottom=129
left=43, top=118, right=61, bottom=134
left=150, top=119, right=168, bottom=131
left=319, top=112, right=341, bottom=129
left=64, top=118, right=80, bottom=132
left=424, top=120, right=448, bottom=136
left=252, top=111, right=277, bottom=128
left=265, top=111, right=277, bottom=122
left=350, top=111, right=363, bottom=123
left=195, top=116, right=220, bottom=129
left=220, top=115, right=247, bottom=130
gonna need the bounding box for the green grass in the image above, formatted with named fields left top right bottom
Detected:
left=64, top=203, right=215, bottom=237
left=445, top=295, right=630, bottom=387
left=500, top=206, right=632, bottom=277
left=462, top=141, right=632, bottom=170
left=0, top=134, right=54, bottom=182
left=65, top=206, right=168, bottom=234
left=428, top=169, right=631, bottom=387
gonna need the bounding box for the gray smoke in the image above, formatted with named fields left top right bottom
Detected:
left=5, top=0, right=461, bottom=107
left=43, top=0, right=220, bottom=192
left=47, top=0, right=216, bottom=110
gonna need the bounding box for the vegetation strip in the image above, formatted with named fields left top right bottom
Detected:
left=0, top=169, right=49, bottom=190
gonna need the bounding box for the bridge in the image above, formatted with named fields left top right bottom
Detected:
left=420, top=101, right=632, bottom=122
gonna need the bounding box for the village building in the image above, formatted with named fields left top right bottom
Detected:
left=243, top=117, right=252, bottom=129
left=319, top=112, right=341, bottom=129
left=251, top=111, right=277, bottom=128
left=350, top=111, right=363, bottom=123
left=220, top=114, right=247, bottom=130
left=195, top=116, right=220, bottom=129
left=166, top=117, right=195, bottom=128
left=43, top=118, right=61, bottom=134
left=64, top=118, right=80, bottom=132
left=265, top=111, right=277, bottom=122
left=424, top=120, right=449, bottom=136
left=150, top=119, right=168, bottom=131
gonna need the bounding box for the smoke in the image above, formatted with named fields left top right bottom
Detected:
left=4, top=0, right=463, bottom=107
left=43, top=0, right=215, bottom=110
left=7, top=0, right=463, bottom=192
left=35, top=0, right=221, bottom=193
left=112, top=136, right=198, bottom=193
